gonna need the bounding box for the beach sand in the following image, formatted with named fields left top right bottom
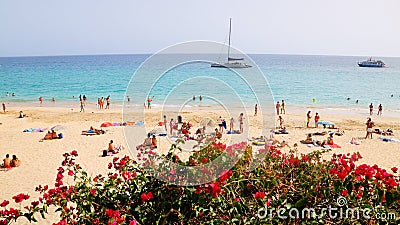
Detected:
left=1, top=105, right=399, bottom=224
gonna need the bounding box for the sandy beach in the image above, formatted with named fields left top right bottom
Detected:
left=1, top=104, right=399, bottom=224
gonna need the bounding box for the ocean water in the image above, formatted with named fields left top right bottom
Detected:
left=1, top=54, right=400, bottom=111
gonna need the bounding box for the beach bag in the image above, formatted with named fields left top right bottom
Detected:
left=102, top=150, right=107, bottom=157
left=58, top=133, right=64, bottom=139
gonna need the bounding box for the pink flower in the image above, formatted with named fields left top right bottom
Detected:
left=68, top=170, right=74, bottom=176
left=266, top=198, right=272, bottom=207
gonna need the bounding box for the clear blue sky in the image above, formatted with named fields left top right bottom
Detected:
left=1, top=0, right=399, bottom=57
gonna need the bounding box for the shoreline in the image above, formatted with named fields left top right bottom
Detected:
left=2, top=101, right=400, bottom=118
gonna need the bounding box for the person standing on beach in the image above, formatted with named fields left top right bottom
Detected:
left=2, top=103, right=5, bottom=113
left=169, top=118, right=174, bottom=135
left=281, top=100, right=286, bottom=114
left=127, top=96, right=130, bottom=103
left=229, top=117, right=234, bottom=132
left=314, top=112, right=320, bottom=128
left=254, top=104, right=258, bottom=116
left=199, top=95, right=202, bottom=101
left=378, top=104, right=383, bottom=116
left=80, top=99, right=85, bottom=112
left=106, top=96, right=110, bottom=109
left=306, top=111, right=312, bottom=128
left=276, top=101, right=281, bottom=115
left=369, top=103, right=373, bottom=115
left=238, top=113, right=244, bottom=133
left=163, top=115, right=168, bottom=131
left=147, top=96, right=153, bottom=109
left=218, top=116, right=223, bottom=133
left=83, top=95, right=87, bottom=101
left=365, top=118, right=374, bottom=139
left=193, top=95, right=196, bottom=101
left=39, top=96, right=43, bottom=106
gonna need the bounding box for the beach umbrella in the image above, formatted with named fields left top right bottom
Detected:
left=51, top=125, right=66, bottom=131
left=100, top=122, right=113, bottom=127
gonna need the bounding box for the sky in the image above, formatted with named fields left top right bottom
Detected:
left=1, top=0, right=400, bottom=57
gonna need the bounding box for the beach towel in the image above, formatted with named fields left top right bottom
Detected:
left=24, top=128, right=47, bottom=132
left=135, top=121, right=144, bottom=126
left=82, top=130, right=98, bottom=136
left=379, top=137, right=400, bottom=142
left=324, top=143, right=341, bottom=148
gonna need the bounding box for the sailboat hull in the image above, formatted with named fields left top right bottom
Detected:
left=211, top=62, right=252, bottom=68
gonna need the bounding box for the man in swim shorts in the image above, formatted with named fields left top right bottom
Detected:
left=365, top=118, right=374, bottom=139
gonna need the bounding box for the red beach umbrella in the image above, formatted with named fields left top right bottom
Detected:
left=100, top=122, right=113, bottom=127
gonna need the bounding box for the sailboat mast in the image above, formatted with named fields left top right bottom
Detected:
left=227, top=18, right=231, bottom=60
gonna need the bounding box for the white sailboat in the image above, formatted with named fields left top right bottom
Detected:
left=211, top=18, right=252, bottom=68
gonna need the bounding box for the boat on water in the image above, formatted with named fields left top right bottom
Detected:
left=357, top=58, right=385, bottom=68
left=211, top=18, right=251, bottom=68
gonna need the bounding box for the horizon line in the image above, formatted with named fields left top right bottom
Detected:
left=1, top=52, right=399, bottom=58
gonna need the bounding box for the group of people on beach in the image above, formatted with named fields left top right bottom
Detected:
left=1, top=154, right=20, bottom=169
left=306, top=111, right=320, bottom=128
left=369, top=103, right=383, bottom=116
left=97, top=96, right=111, bottom=110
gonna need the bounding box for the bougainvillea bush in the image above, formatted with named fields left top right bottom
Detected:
left=1, top=142, right=399, bottom=224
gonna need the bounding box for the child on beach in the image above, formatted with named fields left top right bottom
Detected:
left=314, top=113, right=320, bottom=128
left=278, top=116, right=284, bottom=129
left=2, top=103, right=5, bottom=113
left=306, top=111, right=312, bottom=128
left=147, top=97, right=153, bottom=109
left=80, top=100, right=85, bottom=112
left=230, top=117, right=234, bottom=132
left=39, top=96, right=43, bottom=106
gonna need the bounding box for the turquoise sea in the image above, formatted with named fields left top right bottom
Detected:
left=1, top=54, right=400, bottom=111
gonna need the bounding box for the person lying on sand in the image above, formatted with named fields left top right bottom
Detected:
left=300, top=134, right=314, bottom=144
left=89, top=126, right=105, bottom=135
left=271, top=139, right=290, bottom=148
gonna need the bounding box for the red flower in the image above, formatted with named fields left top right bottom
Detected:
left=391, top=167, right=398, bottom=173
left=68, top=170, right=74, bottom=176
left=71, top=150, right=78, bottom=156
left=141, top=192, right=153, bottom=202
left=341, top=189, right=348, bottom=197
left=12, top=193, right=30, bottom=203
left=253, top=192, right=265, bottom=199
left=219, top=170, right=232, bottom=182
left=202, top=158, right=208, bottom=163
left=198, top=212, right=204, bottom=217
left=129, top=220, right=137, bottom=225
left=0, top=200, right=9, bottom=207
left=90, top=189, right=97, bottom=195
